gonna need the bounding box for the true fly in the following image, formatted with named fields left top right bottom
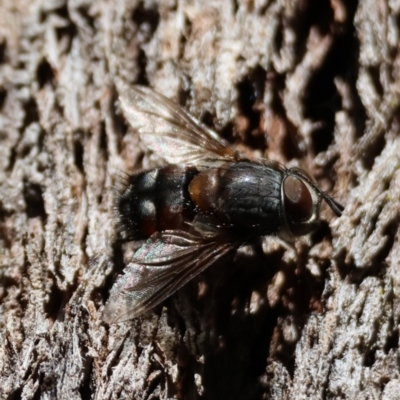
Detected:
left=103, top=81, right=344, bottom=324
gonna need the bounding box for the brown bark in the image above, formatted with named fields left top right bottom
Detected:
left=1, top=0, right=399, bottom=399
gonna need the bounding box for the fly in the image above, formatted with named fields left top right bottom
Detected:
left=103, top=81, right=344, bottom=323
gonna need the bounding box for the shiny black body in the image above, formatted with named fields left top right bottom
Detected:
left=103, top=82, right=344, bottom=323
left=118, top=161, right=286, bottom=242
left=200, top=162, right=283, bottom=236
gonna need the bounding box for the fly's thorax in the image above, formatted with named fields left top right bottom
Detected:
left=189, top=162, right=284, bottom=235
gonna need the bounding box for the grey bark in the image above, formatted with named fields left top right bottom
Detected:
left=0, top=0, right=399, bottom=399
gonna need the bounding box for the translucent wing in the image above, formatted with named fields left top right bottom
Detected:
left=117, top=80, right=243, bottom=165
left=103, top=231, right=235, bottom=323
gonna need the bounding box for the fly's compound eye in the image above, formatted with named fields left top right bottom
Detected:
left=282, top=175, right=319, bottom=236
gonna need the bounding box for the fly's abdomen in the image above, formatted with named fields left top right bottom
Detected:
left=118, top=165, right=198, bottom=239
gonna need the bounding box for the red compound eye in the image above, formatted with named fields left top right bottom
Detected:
left=283, top=175, right=314, bottom=235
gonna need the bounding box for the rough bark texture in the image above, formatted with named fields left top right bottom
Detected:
left=1, top=0, right=400, bottom=399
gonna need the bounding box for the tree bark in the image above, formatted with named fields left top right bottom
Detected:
left=1, top=0, right=399, bottom=399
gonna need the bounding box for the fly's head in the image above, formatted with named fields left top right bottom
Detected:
left=279, top=167, right=344, bottom=240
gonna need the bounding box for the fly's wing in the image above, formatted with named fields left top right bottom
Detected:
left=117, top=80, right=244, bottom=165
left=103, top=231, right=235, bottom=323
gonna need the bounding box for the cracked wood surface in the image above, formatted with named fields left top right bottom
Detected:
left=0, top=0, right=400, bottom=399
